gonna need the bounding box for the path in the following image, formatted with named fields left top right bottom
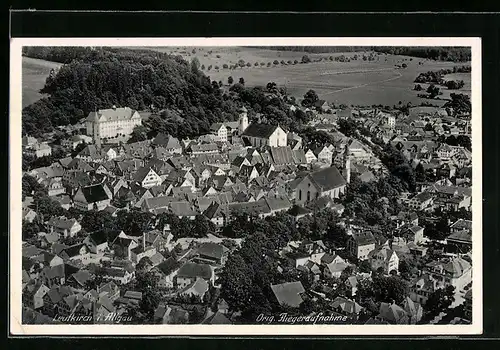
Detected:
left=321, top=70, right=404, bottom=96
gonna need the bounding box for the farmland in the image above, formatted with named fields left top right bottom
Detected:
left=22, top=57, right=62, bottom=108
left=139, top=46, right=471, bottom=107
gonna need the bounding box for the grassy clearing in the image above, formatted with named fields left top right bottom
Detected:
left=142, top=46, right=471, bottom=107
left=22, top=57, right=62, bottom=108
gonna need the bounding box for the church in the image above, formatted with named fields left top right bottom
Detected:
left=236, top=107, right=287, bottom=148
left=209, top=106, right=288, bottom=148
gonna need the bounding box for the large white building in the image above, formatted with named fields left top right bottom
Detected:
left=86, top=106, right=142, bottom=142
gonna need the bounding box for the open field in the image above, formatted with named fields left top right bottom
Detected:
left=22, top=57, right=62, bottom=108
left=141, top=46, right=472, bottom=107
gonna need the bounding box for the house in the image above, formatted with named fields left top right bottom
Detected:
left=40, top=264, right=66, bottom=288
left=323, top=256, right=350, bottom=279
left=47, top=216, right=82, bottom=239
left=369, top=247, right=399, bottom=274
left=347, top=231, right=376, bottom=260
left=377, top=302, right=409, bottom=324
left=176, top=262, right=214, bottom=288
left=28, top=142, right=52, bottom=158
left=295, top=166, right=347, bottom=205
left=62, top=135, right=93, bottom=150
left=314, top=145, right=333, bottom=165
left=156, top=257, right=183, bottom=289
left=152, top=133, right=183, bottom=154
left=178, top=277, right=209, bottom=299
left=73, top=184, right=112, bottom=211
left=270, top=281, right=305, bottom=308
left=402, top=296, right=423, bottom=324
left=209, top=123, right=228, bottom=142
left=100, top=266, right=135, bottom=285
left=313, top=99, right=331, bottom=113
left=189, top=143, right=219, bottom=155
left=59, top=243, right=91, bottom=265
left=84, top=231, right=109, bottom=254
left=202, top=311, right=233, bottom=325
left=330, top=297, right=364, bottom=318
left=154, top=303, right=190, bottom=324
left=304, top=149, right=317, bottom=163
left=241, top=123, right=287, bottom=148
left=22, top=207, right=37, bottom=223
left=133, top=166, right=163, bottom=189
left=425, top=256, right=472, bottom=291
left=446, top=230, right=472, bottom=253
left=194, top=242, right=229, bottom=266
left=408, top=192, right=434, bottom=211
left=203, top=202, right=225, bottom=227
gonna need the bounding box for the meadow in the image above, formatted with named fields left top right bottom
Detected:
left=142, top=46, right=472, bottom=107
left=22, top=47, right=472, bottom=110
left=22, top=57, right=62, bottom=108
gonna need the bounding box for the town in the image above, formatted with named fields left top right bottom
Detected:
left=21, top=46, right=473, bottom=326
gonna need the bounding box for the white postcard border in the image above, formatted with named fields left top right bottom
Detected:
left=10, top=37, right=482, bottom=335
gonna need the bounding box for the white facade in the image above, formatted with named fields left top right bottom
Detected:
left=86, top=107, right=142, bottom=140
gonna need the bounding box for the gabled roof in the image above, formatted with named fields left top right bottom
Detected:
left=196, top=243, right=228, bottom=260
left=308, top=166, right=346, bottom=191
left=177, top=262, right=212, bottom=280
left=350, top=231, right=376, bottom=246
left=331, top=297, right=364, bottom=314
left=78, top=184, right=110, bottom=204
left=242, top=123, right=280, bottom=138
left=86, top=107, right=140, bottom=122
left=271, top=281, right=305, bottom=308
left=152, top=133, right=181, bottom=149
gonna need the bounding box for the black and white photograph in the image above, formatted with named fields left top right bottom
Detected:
left=10, top=37, right=482, bottom=335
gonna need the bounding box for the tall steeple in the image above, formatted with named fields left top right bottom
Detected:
left=238, top=106, right=248, bottom=135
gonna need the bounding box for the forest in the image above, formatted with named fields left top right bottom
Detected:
left=22, top=47, right=242, bottom=138
left=252, top=46, right=471, bottom=62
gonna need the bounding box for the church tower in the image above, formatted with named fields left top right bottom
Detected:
left=342, top=145, right=351, bottom=184
left=238, top=106, right=248, bottom=135
left=91, top=110, right=102, bottom=150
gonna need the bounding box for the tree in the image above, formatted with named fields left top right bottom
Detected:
left=81, top=210, right=117, bottom=233
left=227, top=76, right=234, bottom=85
left=426, top=84, right=440, bottom=99
left=238, top=59, right=245, bottom=68
left=129, top=124, right=150, bottom=143
left=239, top=77, right=245, bottom=85
left=371, top=275, right=409, bottom=304
left=301, top=89, right=319, bottom=107
left=414, top=84, right=423, bottom=91
left=359, top=260, right=372, bottom=273
left=301, top=55, right=311, bottom=63
left=402, top=63, right=407, bottom=68
left=425, top=285, right=455, bottom=315
left=273, top=60, right=279, bottom=65
left=254, top=62, right=259, bottom=67
left=218, top=253, right=254, bottom=312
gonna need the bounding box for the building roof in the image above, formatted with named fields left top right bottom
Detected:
left=331, top=297, right=364, bottom=314
left=47, top=216, right=79, bottom=230
left=242, top=123, right=279, bottom=138
left=202, top=311, right=232, bottom=324
left=79, top=184, right=110, bottom=204
left=379, top=302, right=408, bottom=324
left=196, top=243, right=228, bottom=261
left=86, top=107, right=140, bottom=123
left=447, top=230, right=472, bottom=244
left=152, top=133, right=181, bottom=149
left=177, top=262, right=212, bottom=280
left=179, top=277, right=209, bottom=296
left=308, top=166, right=347, bottom=191
left=351, top=231, right=376, bottom=246
left=271, top=281, right=305, bottom=308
